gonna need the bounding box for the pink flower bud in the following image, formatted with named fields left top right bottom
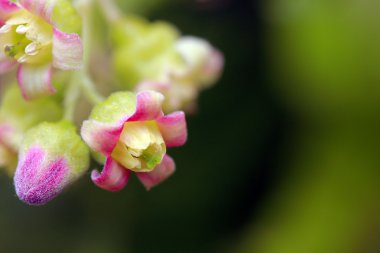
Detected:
left=14, top=147, right=69, bottom=205
left=14, top=122, right=89, bottom=205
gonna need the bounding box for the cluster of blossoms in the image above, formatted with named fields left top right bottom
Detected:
left=0, top=0, right=223, bottom=205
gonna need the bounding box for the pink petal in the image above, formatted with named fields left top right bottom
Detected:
left=91, top=157, right=131, bottom=192
left=52, top=28, right=83, bottom=70
left=135, top=81, right=170, bottom=93
left=18, top=0, right=55, bottom=23
left=157, top=111, right=187, bottom=147
left=136, top=155, right=176, bottom=190
left=200, top=49, right=224, bottom=85
left=17, top=63, right=54, bottom=100
left=81, top=90, right=169, bottom=163
left=0, top=124, right=12, bottom=144
left=81, top=120, right=124, bottom=156
left=14, top=146, right=69, bottom=205
left=129, top=90, right=165, bottom=121
left=0, top=55, right=17, bottom=74
left=0, top=0, right=19, bottom=19
left=0, top=123, right=19, bottom=150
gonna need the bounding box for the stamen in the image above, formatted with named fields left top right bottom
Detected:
left=128, top=147, right=143, bottom=158
left=0, top=24, right=12, bottom=34
left=16, top=25, right=29, bottom=34
left=17, top=55, right=28, bottom=63
left=25, top=42, right=39, bottom=56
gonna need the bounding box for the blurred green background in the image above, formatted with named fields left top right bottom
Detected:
left=2, top=0, right=380, bottom=252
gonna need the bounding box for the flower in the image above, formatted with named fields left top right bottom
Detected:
left=0, top=0, right=83, bottom=100
left=174, top=36, right=224, bottom=89
left=14, top=121, right=89, bottom=205
left=111, top=15, right=180, bottom=90
left=0, top=0, right=18, bottom=73
left=0, top=85, right=62, bottom=175
left=136, top=36, right=224, bottom=113
left=111, top=15, right=224, bottom=112
left=81, top=90, right=187, bottom=191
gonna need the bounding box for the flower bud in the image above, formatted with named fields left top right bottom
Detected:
left=14, top=121, right=89, bottom=205
left=111, top=16, right=180, bottom=89
left=135, top=36, right=225, bottom=113
left=110, top=15, right=224, bottom=114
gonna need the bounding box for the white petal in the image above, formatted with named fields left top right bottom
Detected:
left=52, top=28, right=83, bottom=70
left=17, top=63, right=55, bottom=100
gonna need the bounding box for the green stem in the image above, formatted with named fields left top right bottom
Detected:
left=97, top=0, right=122, bottom=23
left=63, top=73, right=81, bottom=121
left=75, top=0, right=105, bottom=105
left=80, top=74, right=104, bottom=105
left=62, top=0, right=105, bottom=121
left=80, top=0, right=92, bottom=72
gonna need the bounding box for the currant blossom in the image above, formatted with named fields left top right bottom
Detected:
left=111, top=16, right=180, bottom=90
left=0, top=0, right=83, bottom=100
left=111, top=15, right=224, bottom=112
left=81, top=90, right=187, bottom=191
left=0, top=0, right=18, bottom=73
left=14, top=121, right=89, bottom=205
left=0, top=85, right=62, bottom=175
left=174, top=36, right=224, bottom=89
left=135, top=36, right=224, bottom=113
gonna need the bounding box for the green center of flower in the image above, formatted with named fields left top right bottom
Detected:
left=0, top=10, right=52, bottom=64
left=111, top=120, right=166, bottom=172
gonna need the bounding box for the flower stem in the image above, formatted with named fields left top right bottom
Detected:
left=80, top=74, right=104, bottom=105
left=97, top=0, right=122, bottom=23
left=63, top=73, right=81, bottom=121
left=75, top=0, right=105, bottom=105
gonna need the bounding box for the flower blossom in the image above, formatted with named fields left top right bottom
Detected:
left=111, top=15, right=224, bottom=113
left=0, top=0, right=83, bottom=100
left=14, top=121, right=89, bottom=205
left=81, top=90, right=187, bottom=191
left=136, top=36, right=224, bottom=113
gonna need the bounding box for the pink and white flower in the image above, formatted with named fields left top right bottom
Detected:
left=81, top=90, right=187, bottom=191
left=0, top=0, right=83, bottom=100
